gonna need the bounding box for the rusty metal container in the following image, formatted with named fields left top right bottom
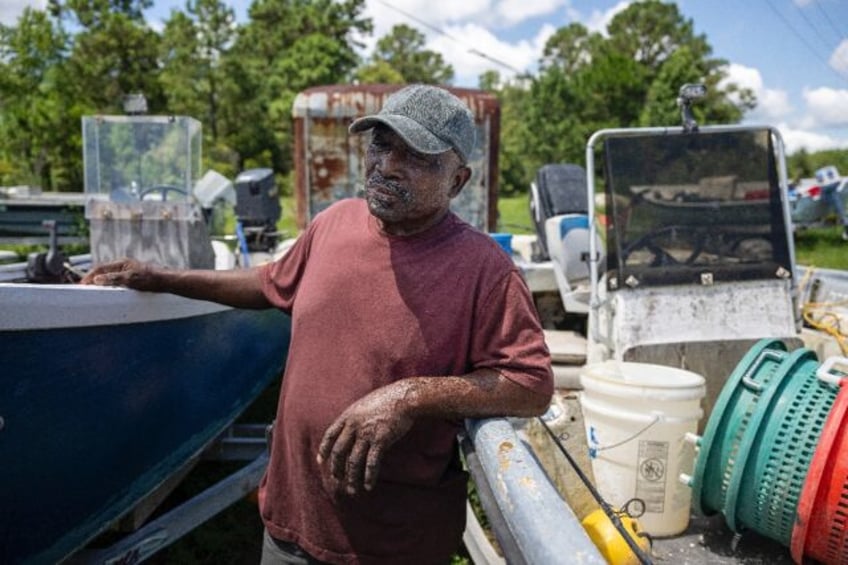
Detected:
left=291, top=84, right=500, bottom=231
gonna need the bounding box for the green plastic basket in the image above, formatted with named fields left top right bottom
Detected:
left=690, top=339, right=789, bottom=516
left=690, top=339, right=841, bottom=547
left=729, top=348, right=836, bottom=544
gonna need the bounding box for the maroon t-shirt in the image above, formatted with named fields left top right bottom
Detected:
left=258, top=198, right=552, bottom=564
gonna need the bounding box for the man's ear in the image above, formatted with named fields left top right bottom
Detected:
left=449, top=166, right=472, bottom=198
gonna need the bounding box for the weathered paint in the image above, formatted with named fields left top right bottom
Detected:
left=463, top=418, right=605, bottom=564
left=292, top=84, right=500, bottom=231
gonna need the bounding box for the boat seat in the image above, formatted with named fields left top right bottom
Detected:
left=544, top=214, right=602, bottom=315
left=530, top=164, right=588, bottom=260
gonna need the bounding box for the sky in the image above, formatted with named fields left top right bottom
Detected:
left=2, top=0, right=848, bottom=154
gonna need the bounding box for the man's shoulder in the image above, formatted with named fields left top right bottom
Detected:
left=310, top=198, right=368, bottom=231
left=445, top=218, right=518, bottom=273
left=318, top=197, right=367, bottom=219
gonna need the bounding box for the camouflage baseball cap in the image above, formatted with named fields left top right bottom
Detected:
left=349, top=84, right=476, bottom=163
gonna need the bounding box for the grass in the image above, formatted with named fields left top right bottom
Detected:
left=495, top=194, right=535, bottom=234
left=793, top=225, right=848, bottom=270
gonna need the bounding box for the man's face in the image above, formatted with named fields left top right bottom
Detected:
left=364, top=125, right=470, bottom=236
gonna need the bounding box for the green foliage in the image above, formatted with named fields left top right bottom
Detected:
left=0, top=8, right=81, bottom=190
left=355, top=59, right=405, bottom=84
left=497, top=193, right=534, bottom=233
left=478, top=70, right=501, bottom=91
left=496, top=80, right=537, bottom=196
left=355, top=24, right=454, bottom=85
left=607, top=0, right=709, bottom=72
left=59, top=0, right=165, bottom=113
left=0, top=0, right=842, bottom=207
left=158, top=0, right=237, bottom=142
left=496, top=0, right=758, bottom=195
left=787, top=149, right=848, bottom=182
left=540, top=23, right=597, bottom=74
left=222, top=0, right=370, bottom=173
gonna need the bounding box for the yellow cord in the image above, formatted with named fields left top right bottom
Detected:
left=803, top=300, right=848, bottom=355
left=798, top=265, right=848, bottom=355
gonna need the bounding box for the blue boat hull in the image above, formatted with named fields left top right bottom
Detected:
left=0, top=303, right=291, bottom=564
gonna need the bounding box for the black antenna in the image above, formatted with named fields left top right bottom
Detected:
left=677, top=83, right=706, bottom=133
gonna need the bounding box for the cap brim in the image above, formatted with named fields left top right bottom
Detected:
left=349, top=114, right=452, bottom=156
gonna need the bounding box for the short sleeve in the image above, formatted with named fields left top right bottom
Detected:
left=259, top=225, right=315, bottom=312
left=470, top=270, right=554, bottom=397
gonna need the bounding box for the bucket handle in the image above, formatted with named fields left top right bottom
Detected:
left=582, top=394, right=703, bottom=456
left=589, top=414, right=661, bottom=455
left=740, top=349, right=785, bottom=393
left=816, top=356, right=848, bottom=387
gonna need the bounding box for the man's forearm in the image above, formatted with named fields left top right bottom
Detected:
left=400, top=369, right=552, bottom=420
left=317, top=367, right=552, bottom=495
left=153, top=267, right=271, bottom=309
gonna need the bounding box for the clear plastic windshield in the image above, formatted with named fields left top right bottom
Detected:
left=82, top=115, right=201, bottom=203
left=602, top=129, right=791, bottom=288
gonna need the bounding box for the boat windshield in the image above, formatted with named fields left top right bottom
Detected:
left=602, top=129, right=792, bottom=289
left=82, top=115, right=201, bottom=203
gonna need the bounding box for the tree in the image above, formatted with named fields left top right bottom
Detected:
left=0, top=7, right=79, bottom=190
left=51, top=0, right=164, bottom=114
left=606, top=0, right=710, bottom=82
left=356, top=24, right=453, bottom=85
left=496, top=80, right=537, bottom=197
left=478, top=70, right=501, bottom=92
left=355, top=60, right=405, bottom=84
left=509, top=0, right=757, bottom=194
left=221, top=0, right=372, bottom=174
left=159, top=0, right=237, bottom=141
left=539, top=23, right=600, bottom=74
left=639, top=46, right=748, bottom=127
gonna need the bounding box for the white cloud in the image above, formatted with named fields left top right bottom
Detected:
left=358, top=0, right=491, bottom=58
left=358, top=0, right=563, bottom=86
left=719, top=62, right=848, bottom=151
left=427, top=22, right=552, bottom=85
left=722, top=63, right=793, bottom=121
left=495, top=0, right=567, bottom=27
left=1, top=0, right=45, bottom=25
left=584, top=1, right=630, bottom=35
left=829, top=40, right=848, bottom=77
left=778, top=123, right=848, bottom=154
left=801, top=87, right=848, bottom=129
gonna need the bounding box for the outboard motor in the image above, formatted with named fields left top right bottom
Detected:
left=234, top=168, right=282, bottom=252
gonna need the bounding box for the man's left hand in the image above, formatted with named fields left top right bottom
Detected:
left=317, top=382, right=415, bottom=496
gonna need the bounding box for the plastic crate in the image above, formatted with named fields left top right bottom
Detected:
left=791, top=359, right=848, bottom=564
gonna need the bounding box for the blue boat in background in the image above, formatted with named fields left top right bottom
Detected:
left=0, top=113, right=292, bottom=564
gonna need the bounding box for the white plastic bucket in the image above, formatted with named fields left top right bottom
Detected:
left=580, top=361, right=705, bottom=537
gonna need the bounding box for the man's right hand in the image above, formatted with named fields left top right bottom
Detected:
left=81, top=259, right=272, bottom=309
left=80, top=259, right=162, bottom=291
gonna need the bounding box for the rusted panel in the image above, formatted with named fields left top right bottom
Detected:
left=291, top=84, right=500, bottom=232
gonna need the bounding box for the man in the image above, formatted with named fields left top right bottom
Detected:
left=82, top=84, right=553, bottom=564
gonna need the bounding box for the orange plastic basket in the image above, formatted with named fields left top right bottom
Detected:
left=791, top=359, right=848, bottom=565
